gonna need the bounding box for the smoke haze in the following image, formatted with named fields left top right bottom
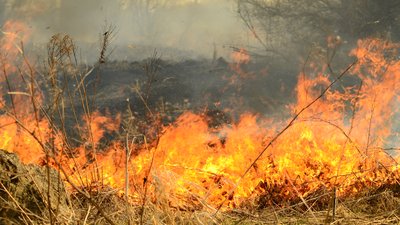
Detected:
left=1, top=0, right=253, bottom=61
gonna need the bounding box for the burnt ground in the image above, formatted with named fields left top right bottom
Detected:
left=38, top=56, right=300, bottom=150
left=49, top=54, right=360, bottom=148
left=86, top=57, right=299, bottom=120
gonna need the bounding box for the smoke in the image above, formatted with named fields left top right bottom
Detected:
left=1, top=0, right=252, bottom=61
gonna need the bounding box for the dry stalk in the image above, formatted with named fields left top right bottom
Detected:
left=8, top=112, right=118, bottom=225
left=19, top=41, right=56, bottom=225
left=98, top=23, right=116, bottom=64
left=214, top=60, right=357, bottom=215
left=327, top=80, right=362, bottom=223
left=125, top=134, right=131, bottom=202
left=140, top=136, right=156, bottom=225
left=284, top=171, right=319, bottom=223
left=83, top=205, right=92, bottom=225
left=0, top=181, right=36, bottom=224
left=0, top=32, right=120, bottom=224
left=143, top=50, right=161, bottom=103
left=90, top=23, right=115, bottom=113
left=124, top=132, right=135, bottom=225
left=1, top=62, right=17, bottom=117
left=365, top=94, right=377, bottom=156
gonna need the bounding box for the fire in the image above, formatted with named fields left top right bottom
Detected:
left=82, top=111, right=121, bottom=145
left=62, top=38, right=400, bottom=210
left=231, top=48, right=250, bottom=64
left=0, top=20, right=48, bottom=164
left=224, top=48, right=258, bottom=94
left=126, top=38, right=399, bottom=208
left=1, top=36, right=400, bottom=210
left=0, top=20, right=31, bottom=74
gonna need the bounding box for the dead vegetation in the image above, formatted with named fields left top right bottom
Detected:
left=1, top=6, right=400, bottom=225
left=1, top=38, right=399, bottom=224
left=1, top=150, right=399, bottom=225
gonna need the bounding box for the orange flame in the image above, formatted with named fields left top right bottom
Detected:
left=0, top=20, right=31, bottom=74
left=231, top=48, right=250, bottom=64
left=0, top=20, right=48, bottom=164
left=1, top=38, right=400, bottom=210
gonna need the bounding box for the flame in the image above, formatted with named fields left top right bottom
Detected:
left=231, top=48, right=250, bottom=64
left=0, top=20, right=31, bottom=74
left=83, top=111, right=121, bottom=145
left=223, top=48, right=258, bottom=96
left=63, top=39, right=400, bottom=210
left=0, top=20, right=48, bottom=164
left=1, top=37, right=400, bottom=210
left=0, top=19, right=31, bottom=106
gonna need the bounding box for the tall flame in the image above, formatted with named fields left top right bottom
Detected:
left=0, top=20, right=49, bottom=164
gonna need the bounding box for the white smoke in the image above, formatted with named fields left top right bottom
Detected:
left=1, top=0, right=255, bottom=61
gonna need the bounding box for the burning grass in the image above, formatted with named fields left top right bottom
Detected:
left=0, top=20, right=400, bottom=224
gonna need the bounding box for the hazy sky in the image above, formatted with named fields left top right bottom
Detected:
left=1, top=0, right=255, bottom=60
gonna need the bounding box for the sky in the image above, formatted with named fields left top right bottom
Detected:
left=1, top=0, right=255, bottom=61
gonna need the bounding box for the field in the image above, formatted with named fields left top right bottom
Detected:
left=1, top=15, right=400, bottom=225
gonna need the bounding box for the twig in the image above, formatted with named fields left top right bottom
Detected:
left=1, top=62, right=17, bottom=118
left=332, top=187, right=337, bottom=222
left=21, top=41, right=55, bottom=225
left=125, top=133, right=134, bottom=225
left=140, top=136, right=156, bottom=225
left=133, top=86, right=154, bottom=118
left=0, top=181, right=35, bottom=224
left=365, top=94, right=377, bottom=156
left=284, top=171, right=319, bottom=223
left=98, top=23, right=116, bottom=64
left=125, top=134, right=131, bottom=202
left=6, top=111, right=118, bottom=225
left=83, top=205, right=92, bottom=225
left=348, top=80, right=363, bottom=136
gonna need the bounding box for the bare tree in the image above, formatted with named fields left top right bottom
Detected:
left=237, top=0, right=400, bottom=59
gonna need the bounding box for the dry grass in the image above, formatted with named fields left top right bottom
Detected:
left=64, top=186, right=400, bottom=224
left=1, top=25, right=400, bottom=225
